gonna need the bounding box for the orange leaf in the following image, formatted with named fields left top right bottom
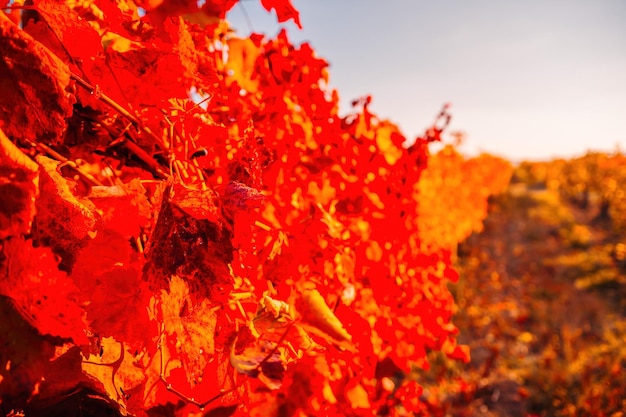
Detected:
left=375, top=124, right=403, bottom=166
left=225, top=37, right=261, bottom=93
left=0, top=127, right=38, bottom=172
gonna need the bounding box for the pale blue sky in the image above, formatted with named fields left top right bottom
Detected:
left=227, top=1, right=626, bottom=161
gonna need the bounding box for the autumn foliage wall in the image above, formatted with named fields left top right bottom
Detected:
left=0, top=0, right=511, bottom=415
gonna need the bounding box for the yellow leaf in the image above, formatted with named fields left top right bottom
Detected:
left=0, top=127, right=38, bottom=172
left=160, top=276, right=218, bottom=385
left=82, top=337, right=145, bottom=415
left=345, top=379, right=370, bottom=409
left=375, top=125, right=402, bottom=166
left=295, top=288, right=352, bottom=345
left=225, top=37, right=260, bottom=93
left=0, top=127, right=38, bottom=239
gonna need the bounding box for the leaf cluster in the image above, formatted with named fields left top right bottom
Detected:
left=0, top=1, right=508, bottom=416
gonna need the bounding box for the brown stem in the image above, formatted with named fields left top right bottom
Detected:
left=70, top=72, right=168, bottom=152
left=79, top=113, right=170, bottom=180
left=26, top=139, right=104, bottom=186
left=121, top=139, right=170, bottom=179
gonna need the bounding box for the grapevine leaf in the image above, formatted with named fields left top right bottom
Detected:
left=260, top=0, right=302, bottom=29
left=160, top=276, right=218, bottom=385
left=33, top=155, right=98, bottom=268
left=0, top=295, right=58, bottom=407
left=225, top=38, right=261, bottom=94
left=87, top=178, right=152, bottom=238
left=0, top=11, right=72, bottom=144
left=23, top=0, right=103, bottom=66
left=230, top=326, right=286, bottom=390
left=222, top=181, right=265, bottom=214
left=145, top=182, right=233, bottom=301
left=0, top=238, right=88, bottom=344
left=344, top=378, right=370, bottom=409
left=81, top=337, right=147, bottom=415
left=0, top=127, right=38, bottom=172
left=87, top=263, right=154, bottom=349
left=200, top=0, right=239, bottom=19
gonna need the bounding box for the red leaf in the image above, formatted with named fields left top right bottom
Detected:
left=24, top=0, right=103, bottom=66
left=395, top=381, right=425, bottom=413
left=70, top=227, right=152, bottom=349
left=87, top=264, right=154, bottom=348
left=202, top=0, right=238, bottom=18
left=0, top=238, right=88, bottom=344
left=0, top=11, right=72, bottom=144
left=145, top=182, right=233, bottom=301
left=87, top=178, right=152, bottom=238
left=0, top=296, right=58, bottom=407
left=260, top=0, right=302, bottom=29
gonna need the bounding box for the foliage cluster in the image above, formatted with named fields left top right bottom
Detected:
left=0, top=0, right=510, bottom=416
left=514, top=152, right=626, bottom=233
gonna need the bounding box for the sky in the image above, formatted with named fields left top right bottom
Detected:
left=225, top=0, right=626, bottom=161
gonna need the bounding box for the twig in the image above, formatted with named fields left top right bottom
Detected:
left=70, top=73, right=171, bottom=179
left=77, top=114, right=170, bottom=180
left=121, top=139, right=170, bottom=179
left=81, top=340, right=126, bottom=403
left=26, top=139, right=104, bottom=186
left=70, top=72, right=168, bottom=152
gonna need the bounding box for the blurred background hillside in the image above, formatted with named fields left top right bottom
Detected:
left=415, top=150, right=626, bottom=416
